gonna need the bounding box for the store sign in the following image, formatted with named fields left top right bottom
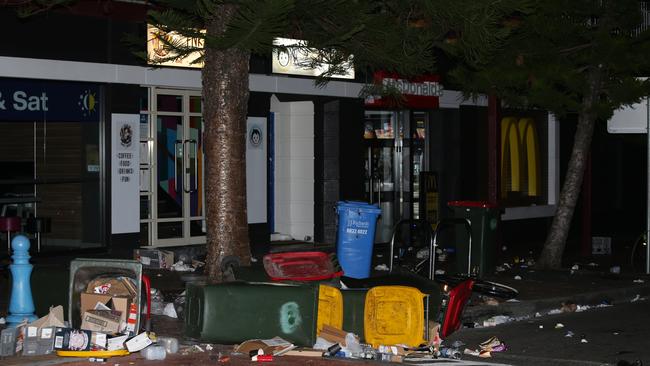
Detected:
left=272, top=37, right=355, bottom=79
left=111, top=114, right=140, bottom=234
left=365, top=72, right=442, bottom=109
left=0, top=79, right=100, bottom=122
left=500, top=117, right=540, bottom=198
left=246, top=117, right=267, bottom=224
left=147, top=24, right=204, bottom=69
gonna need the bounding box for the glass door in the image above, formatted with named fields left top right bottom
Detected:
left=363, top=110, right=429, bottom=243
left=142, top=88, right=205, bottom=247
left=363, top=110, right=404, bottom=243
left=410, top=111, right=428, bottom=220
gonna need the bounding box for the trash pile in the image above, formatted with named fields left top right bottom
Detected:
left=134, top=248, right=204, bottom=272
left=227, top=323, right=480, bottom=363
left=0, top=271, right=179, bottom=361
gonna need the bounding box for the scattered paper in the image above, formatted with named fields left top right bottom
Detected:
left=633, top=279, right=645, bottom=283
left=94, top=302, right=112, bottom=311
left=482, top=315, right=513, bottom=327
left=163, top=303, right=178, bottom=318
left=555, top=323, right=564, bottom=329
left=374, top=264, right=389, bottom=271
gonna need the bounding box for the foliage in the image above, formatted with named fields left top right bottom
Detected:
left=449, top=0, right=650, bottom=118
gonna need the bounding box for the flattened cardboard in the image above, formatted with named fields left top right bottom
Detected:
left=319, top=325, right=348, bottom=346
left=29, top=305, right=65, bottom=329
left=125, top=332, right=152, bottom=352
left=107, top=335, right=128, bottom=351
left=23, top=326, right=55, bottom=356
left=0, top=327, right=19, bottom=357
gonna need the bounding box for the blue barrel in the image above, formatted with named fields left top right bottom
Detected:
left=335, top=201, right=382, bottom=279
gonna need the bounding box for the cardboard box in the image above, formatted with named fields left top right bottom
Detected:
left=86, top=277, right=137, bottom=297
left=23, top=326, right=55, bottom=356
left=134, top=248, right=174, bottom=269
left=81, top=310, right=121, bottom=334
left=53, top=328, right=93, bottom=351
left=80, top=292, right=130, bottom=324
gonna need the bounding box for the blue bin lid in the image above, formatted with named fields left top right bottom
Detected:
left=336, top=201, right=382, bottom=214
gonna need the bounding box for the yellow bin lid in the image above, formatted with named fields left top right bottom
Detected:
left=364, top=285, right=426, bottom=347
left=317, top=284, right=344, bottom=334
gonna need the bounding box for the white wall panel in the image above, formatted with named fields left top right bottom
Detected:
left=270, top=96, right=314, bottom=240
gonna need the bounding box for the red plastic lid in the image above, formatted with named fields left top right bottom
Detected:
left=263, top=251, right=343, bottom=282
left=448, top=200, right=498, bottom=208
left=440, top=279, right=474, bottom=338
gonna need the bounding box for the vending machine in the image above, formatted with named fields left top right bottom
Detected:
left=363, top=110, right=430, bottom=243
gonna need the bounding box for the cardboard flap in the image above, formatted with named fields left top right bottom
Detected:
left=29, top=305, right=65, bottom=329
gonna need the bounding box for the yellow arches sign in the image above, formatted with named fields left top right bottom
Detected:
left=500, top=117, right=540, bottom=199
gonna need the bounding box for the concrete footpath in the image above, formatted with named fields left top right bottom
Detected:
left=462, top=268, right=650, bottom=324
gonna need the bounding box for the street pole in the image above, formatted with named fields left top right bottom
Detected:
left=646, top=96, right=650, bottom=274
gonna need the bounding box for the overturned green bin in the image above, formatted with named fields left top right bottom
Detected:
left=185, top=282, right=320, bottom=346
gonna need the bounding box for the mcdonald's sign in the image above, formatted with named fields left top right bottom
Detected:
left=500, top=117, right=541, bottom=199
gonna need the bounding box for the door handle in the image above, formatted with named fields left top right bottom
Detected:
left=184, top=139, right=198, bottom=194
left=174, top=140, right=182, bottom=192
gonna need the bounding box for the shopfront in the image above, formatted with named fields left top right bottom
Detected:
left=0, top=78, right=103, bottom=254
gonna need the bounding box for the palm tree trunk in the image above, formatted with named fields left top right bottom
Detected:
left=537, top=67, right=603, bottom=269
left=202, top=4, right=252, bottom=282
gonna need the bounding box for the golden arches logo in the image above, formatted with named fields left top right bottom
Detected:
left=500, top=117, right=540, bottom=199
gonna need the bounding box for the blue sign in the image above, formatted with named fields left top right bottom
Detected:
left=0, top=79, right=100, bottom=122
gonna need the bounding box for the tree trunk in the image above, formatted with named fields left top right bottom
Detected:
left=537, top=67, right=603, bottom=269
left=202, top=4, right=252, bottom=282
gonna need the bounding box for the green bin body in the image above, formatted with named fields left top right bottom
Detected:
left=341, top=289, right=367, bottom=341
left=185, top=282, right=319, bottom=346
left=448, top=201, right=500, bottom=277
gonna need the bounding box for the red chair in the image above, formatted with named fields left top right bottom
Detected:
left=440, top=279, right=474, bottom=338
left=0, top=216, right=21, bottom=254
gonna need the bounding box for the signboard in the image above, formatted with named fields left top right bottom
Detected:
left=111, top=114, right=140, bottom=234
left=607, top=98, right=649, bottom=133
left=246, top=117, right=267, bottom=223
left=147, top=24, right=204, bottom=69
left=364, top=71, right=442, bottom=109
left=501, top=117, right=540, bottom=199
left=420, top=172, right=439, bottom=230
left=0, top=79, right=100, bottom=122
left=272, top=37, right=355, bottom=79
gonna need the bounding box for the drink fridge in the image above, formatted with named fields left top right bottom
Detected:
left=363, top=110, right=430, bottom=243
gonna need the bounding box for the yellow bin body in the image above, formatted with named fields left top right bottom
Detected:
left=364, top=285, right=426, bottom=347
left=317, top=284, right=343, bottom=334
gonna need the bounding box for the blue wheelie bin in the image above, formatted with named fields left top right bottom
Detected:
left=335, top=201, right=381, bottom=279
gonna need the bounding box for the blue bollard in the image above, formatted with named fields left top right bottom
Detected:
left=7, top=234, right=37, bottom=326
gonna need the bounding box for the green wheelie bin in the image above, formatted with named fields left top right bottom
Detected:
left=448, top=201, right=500, bottom=277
